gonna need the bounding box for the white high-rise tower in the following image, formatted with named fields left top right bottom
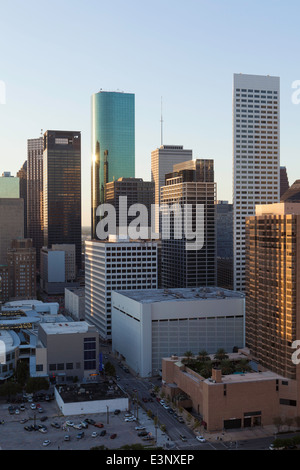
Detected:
left=233, top=73, right=280, bottom=291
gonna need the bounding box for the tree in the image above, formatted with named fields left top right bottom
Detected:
left=104, top=361, right=116, bottom=377
left=284, top=417, right=294, bottom=431
left=26, top=377, right=49, bottom=393
left=220, top=359, right=235, bottom=375
left=273, top=416, right=283, bottom=433
left=197, top=350, right=209, bottom=362
left=15, top=361, right=29, bottom=386
left=214, top=348, right=229, bottom=362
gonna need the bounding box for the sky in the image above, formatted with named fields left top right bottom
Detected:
left=1, top=0, right=300, bottom=226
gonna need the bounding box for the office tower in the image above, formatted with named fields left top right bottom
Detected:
left=280, top=179, right=300, bottom=202
left=0, top=199, right=24, bottom=265
left=85, top=236, right=158, bottom=340
left=27, top=137, right=43, bottom=270
left=91, top=91, right=135, bottom=239
left=161, top=159, right=216, bottom=288
left=216, top=201, right=233, bottom=289
left=7, top=239, right=36, bottom=300
left=233, top=74, right=280, bottom=291
left=151, top=145, right=193, bottom=233
left=0, top=172, right=19, bottom=198
left=280, top=166, right=289, bottom=197
left=17, top=161, right=27, bottom=238
left=105, top=177, right=154, bottom=231
left=0, top=265, right=9, bottom=303
left=43, top=131, right=82, bottom=271
left=245, top=202, right=300, bottom=381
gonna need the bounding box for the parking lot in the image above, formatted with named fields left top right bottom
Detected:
left=0, top=397, right=165, bottom=450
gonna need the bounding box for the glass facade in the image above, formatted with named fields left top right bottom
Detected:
left=91, top=91, right=135, bottom=238
left=43, top=131, right=82, bottom=270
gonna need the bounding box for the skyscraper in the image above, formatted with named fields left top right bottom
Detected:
left=85, top=236, right=158, bottom=340
left=233, top=74, right=280, bottom=291
left=161, top=159, right=216, bottom=288
left=245, top=202, right=300, bottom=380
left=280, top=166, right=290, bottom=197
left=91, top=91, right=135, bottom=239
left=43, top=131, right=82, bottom=271
left=151, top=145, right=193, bottom=234
left=27, top=137, right=44, bottom=270
left=105, top=177, right=154, bottom=231
left=17, top=162, right=27, bottom=238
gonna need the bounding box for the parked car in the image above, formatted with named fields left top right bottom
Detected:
left=114, top=409, right=120, bottom=415
left=51, top=422, right=60, bottom=429
left=91, top=431, right=98, bottom=438
left=74, top=424, right=82, bottom=430
left=40, top=416, right=48, bottom=422
left=135, top=426, right=146, bottom=431
left=66, top=420, right=74, bottom=427
left=81, top=421, right=88, bottom=428
left=94, top=422, right=104, bottom=428
left=180, top=434, right=187, bottom=442
left=30, top=404, right=36, bottom=410
left=177, top=416, right=184, bottom=423
left=85, top=418, right=95, bottom=425
left=138, top=431, right=149, bottom=437
left=196, top=435, right=206, bottom=443
left=110, top=433, right=117, bottom=439
left=42, top=440, right=51, bottom=446
left=100, top=430, right=106, bottom=436
left=64, top=435, right=70, bottom=441
left=76, top=431, right=85, bottom=439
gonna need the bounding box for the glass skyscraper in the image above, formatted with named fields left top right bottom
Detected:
left=43, top=130, right=82, bottom=270
left=91, top=91, right=135, bottom=238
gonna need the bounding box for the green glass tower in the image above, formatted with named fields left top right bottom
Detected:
left=91, top=91, right=135, bottom=239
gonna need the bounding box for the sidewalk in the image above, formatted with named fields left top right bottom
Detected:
left=203, top=424, right=280, bottom=443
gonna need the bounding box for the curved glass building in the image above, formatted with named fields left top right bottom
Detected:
left=91, top=91, right=135, bottom=238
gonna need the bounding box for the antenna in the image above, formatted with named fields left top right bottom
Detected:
left=160, top=96, right=164, bottom=146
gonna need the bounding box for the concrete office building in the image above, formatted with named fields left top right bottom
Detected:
left=161, top=159, right=216, bottom=288
left=105, top=177, right=154, bottom=230
left=43, top=130, right=82, bottom=270
left=233, top=74, right=280, bottom=291
left=151, top=145, right=193, bottom=233
left=64, top=287, right=85, bottom=321
left=85, top=236, right=158, bottom=340
left=0, top=172, right=19, bottom=198
left=280, top=166, right=289, bottom=198
left=112, top=287, right=245, bottom=377
left=91, top=91, right=135, bottom=238
left=7, top=239, right=36, bottom=300
left=27, top=137, right=44, bottom=269
left=0, top=199, right=24, bottom=265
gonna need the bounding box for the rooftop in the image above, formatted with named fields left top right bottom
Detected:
left=40, top=321, right=95, bottom=335
left=56, top=382, right=127, bottom=403
left=114, top=287, right=244, bottom=303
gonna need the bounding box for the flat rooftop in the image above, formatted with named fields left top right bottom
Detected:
left=40, top=321, right=94, bottom=335
left=114, top=287, right=244, bottom=303
left=56, top=382, right=127, bottom=403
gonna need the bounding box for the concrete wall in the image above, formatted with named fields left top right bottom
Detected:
left=55, top=389, right=129, bottom=416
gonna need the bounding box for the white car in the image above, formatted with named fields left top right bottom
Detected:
left=30, top=404, right=36, bottom=410
left=135, top=426, right=146, bottom=431
left=124, top=417, right=136, bottom=422
left=43, top=440, right=51, bottom=446
left=74, top=424, right=82, bottom=430
left=15, top=409, right=20, bottom=414
left=66, top=421, right=74, bottom=427
left=196, top=435, right=206, bottom=443
left=91, top=431, right=98, bottom=438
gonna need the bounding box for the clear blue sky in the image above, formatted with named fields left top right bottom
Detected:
left=1, top=0, right=300, bottom=226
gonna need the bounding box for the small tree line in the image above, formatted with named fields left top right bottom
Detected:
left=181, top=349, right=251, bottom=378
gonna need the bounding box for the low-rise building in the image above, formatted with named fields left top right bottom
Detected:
left=64, top=287, right=85, bottom=321
left=36, top=321, right=99, bottom=383
left=162, top=352, right=291, bottom=432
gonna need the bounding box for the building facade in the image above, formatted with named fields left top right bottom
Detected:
left=151, top=145, right=193, bottom=234
left=43, top=130, right=82, bottom=270
left=233, top=74, right=280, bottom=292
left=85, top=237, right=158, bottom=340
left=7, top=239, right=36, bottom=300
left=91, top=91, right=135, bottom=239
left=0, top=199, right=24, bottom=265
left=216, top=201, right=233, bottom=290
left=27, top=137, right=44, bottom=270
left=160, top=159, right=216, bottom=288
left=112, top=287, right=245, bottom=377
